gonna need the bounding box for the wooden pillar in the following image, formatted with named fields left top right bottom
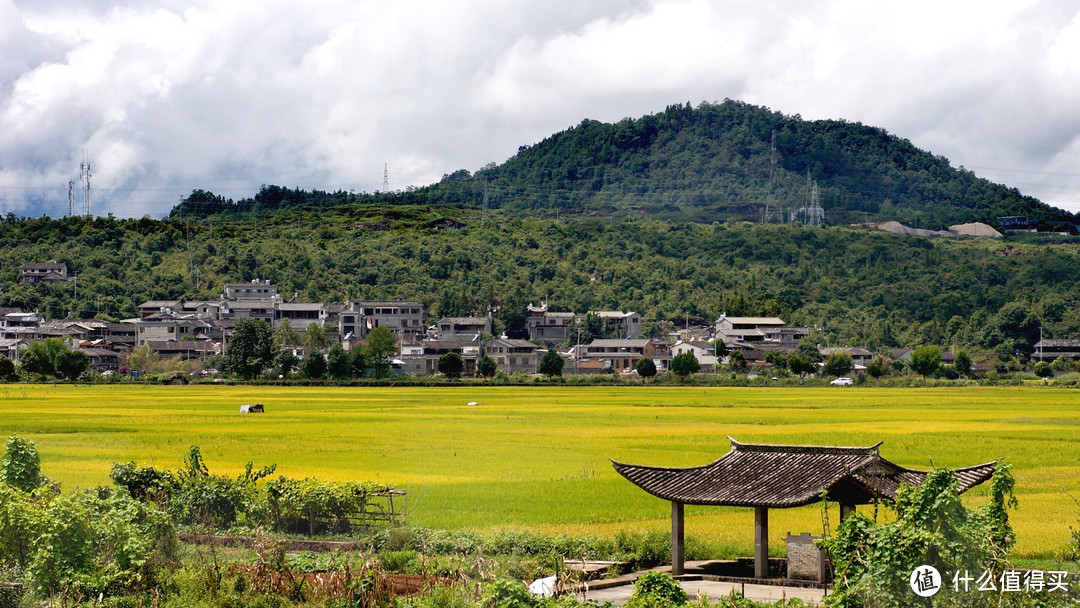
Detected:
left=671, top=501, right=685, bottom=576
left=840, top=503, right=855, bottom=522
left=754, top=506, right=769, bottom=579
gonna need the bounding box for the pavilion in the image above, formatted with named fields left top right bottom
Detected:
left=612, top=437, right=997, bottom=578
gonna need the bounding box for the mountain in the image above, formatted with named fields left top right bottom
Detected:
left=172, top=100, right=1075, bottom=227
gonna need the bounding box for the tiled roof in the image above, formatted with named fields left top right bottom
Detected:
left=612, top=437, right=996, bottom=508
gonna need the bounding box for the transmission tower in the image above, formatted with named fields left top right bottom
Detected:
left=382, top=163, right=389, bottom=192
left=79, top=156, right=91, bottom=216
left=68, top=179, right=76, bottom=217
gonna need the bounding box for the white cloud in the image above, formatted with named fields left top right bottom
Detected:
left=1, top=0, right=1079, bottom=216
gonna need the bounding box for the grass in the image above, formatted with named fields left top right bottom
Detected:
left=1, top=384, right=1078, bottom=561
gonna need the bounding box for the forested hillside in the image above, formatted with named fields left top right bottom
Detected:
left=2, top=207, right=1078, bottom=360
left=171, top=101, right=1074, bottom=227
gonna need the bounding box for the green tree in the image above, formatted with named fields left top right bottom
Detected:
left=364, top=326, right=398, bottom=379
left=326, top=342, right=350, bottom=380
left=477, top=354, right=497, bottom=378
left=794, top=338, right=824, bottom=363
left=788, top=353, right=816, bottom=378
left=1034, top=361, right=1054, bottom=379
left=727, top=349, right=747, bottom=372
left=865, top=355, right=889, bottom=378
left=953, top=350, right=973, bottom=378
left=56, top=349, right=90, bottom=380
left=225, top=318, right=278, bottom=380
left=823, top=352, right=853, bottom=377
left=348, top=348, right=367, bottom=378
left=0, top=356, right=16, bottom=381
left=763, top=349, right=787, bottom=370
left=438, top=352, right=464, bottom=380
left=302, top=323, right=329, bottom=351
left=19, top=338, right=68, bottom=378
left=2, top=434, right=45, bottom=492
left=539, top=349, right=564, bottom=377
left=300, top=350, right=327, bottom=379
left=671, top=351, right=700, bottom=378
left=635, top=356, right=657, bottom=380
left=275, top=350, right=299, bottom=377
left=273, top=317, right=301, bottom=348
left=127, top=344, right=161, bottom=375
left=908, top=344, right=942, bottom=379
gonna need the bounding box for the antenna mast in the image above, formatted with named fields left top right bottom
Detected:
left=80, top=155, right=91, bottom=216
left=382, top=163, right=389, bottom=192
left=68, top=179, right=76, bottom=217
left=482, top=179, right=490, bottom=221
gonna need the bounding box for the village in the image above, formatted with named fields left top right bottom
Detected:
left=10, top=263, right=1074, bottom=379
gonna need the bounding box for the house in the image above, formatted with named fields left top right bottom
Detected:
left=81, top=347, right=122, bottom=371
left=223, top=279, right=278, bottom=301
left=715, top=314, right=787, bottom=344
left=671, top=340, right=718, bottom=371
left=484, top=338, right=540, bottom=374
left=525, top=303, right=579, bottom=346
left=590, top=311, right=642, bottom=339
left=0, top=338, right=25, bottom=361
left=274, top=302, right=326, bottom=331
left=340, top=298, right=425, bottom=342
left=761, top=326, right=812, bottom=349
left=582, top=338, right=656, bottom=372
left=399, top=340, right=481, bottom=375
left=0, top=311, right=41, bottom=339
left=138, top=300, right=183, bottom=319
left=21, top=263, right=68, bottom=285
left=1033, top=339, right=1080, bottom=361
left=144, top=340, right=218, bottom=360
left=135, top=312, right=212, bottom=346
left=436, top=316, right=491, bottom=340
left=818, top=347, right=876, bottom=368
left=219, top=300, right=276, bottom=325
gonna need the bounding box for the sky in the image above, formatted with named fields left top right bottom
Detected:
left=1, top=0, right=1080, bottom=218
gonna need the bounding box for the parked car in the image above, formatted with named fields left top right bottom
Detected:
left=830, top=377, right=853, bottom=386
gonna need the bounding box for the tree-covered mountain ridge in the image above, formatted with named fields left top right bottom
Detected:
left=171, top=100, right=1074, bottom=227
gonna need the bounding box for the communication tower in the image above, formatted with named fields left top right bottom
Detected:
left=79, top=155, right=91, bottom=216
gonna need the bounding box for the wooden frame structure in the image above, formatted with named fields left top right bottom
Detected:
left=613, top=437, right=996, bottom=578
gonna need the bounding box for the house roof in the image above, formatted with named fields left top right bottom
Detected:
left=588, top=338, right=651, bottom=348
left=590, top=310, right=638, bottom=319
left=718, top=316, right=786, bottom=325
left=22, top=263, right=66, bottom=271
left=612, top=437, right=996, bottom=509
left=1036, top=339, right=1080, bottom=348
left=819, top=347, right=875, bottom=357
left=486, top=338, right=539, bottom=349
left=276, top=302, right=324, bottom=311
left=139, top=300, right=183, bottom=308
left=438, top=316, right=488, bottom=325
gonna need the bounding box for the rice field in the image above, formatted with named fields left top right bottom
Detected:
left=1, top=384, right=1077, bottom=559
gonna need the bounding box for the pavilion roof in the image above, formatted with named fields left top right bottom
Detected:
left=612, top=437, right=996, bottom=508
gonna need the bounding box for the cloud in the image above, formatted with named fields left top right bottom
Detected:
left=1, top=0, right=1079, bottom=217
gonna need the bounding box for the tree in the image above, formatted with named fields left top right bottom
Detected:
left=823, top=352, right=853, bottom=377
left=787, top=353, right=816, bottom=378
left=225, top=318, right=278, bottom=380
left=671, top=351, right=700, bottom=378
left=635, top=356, right=657, bottom=380
left=302, top=323, right=329, bottom=351
left=727, top=349, right=747, bottom=372
left=127, top=344, right=161, bottom=375
left=326, top=343, right=350, bottom=380
left=865, top=355, right=889, bottom=378
left=19, top=338, right=67, bottom=378
left=273, top=317, right=301, bottom=348
left=539, top=349, right=564, bottom=377
left=477, top=354, right=497, bottom=378
left=763, top=349, right=787, bottom=370
left=1034, top=361, right=1054, bottom=379
left=275, top=350, right=299, bottom=377
left=56, top=349, right=90, bottom=380
left=953, top=350, right=973, bottom=378
left=364, top=327, right=398, bottom=379
left=0, top=356, right=17, bottom=381
left=300, top=350, right=327, bottom=379
left=348, top=348, right=367, bottom=378
left=2, top=434, right=45, bottom=492
left=438, top=352, right=464, bottom=380
left=794, top=339, right=824, bottom=363
left=908, top=344, right=942, bottom=379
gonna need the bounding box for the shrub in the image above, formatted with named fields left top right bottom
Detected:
left=627, top=571, right=687, bottom=608
left=1, top=434, right=45, bottom=493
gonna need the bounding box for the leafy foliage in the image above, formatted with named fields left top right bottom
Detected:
left=627, top=571, right=688, bottom=608
left=478, top=354, right=498, bottom=378
left=539, top=349, right=564, bottom=377
left=635, top=356, right=657, bottom=379
left=1, top=434, right=45, bottom=493
left=225, top=318, right=278, bottom=380
left=909, top=345, right=942, bottom=378
left=365, top=326, right=398, bottom=379
left=822, top=352, right=852, bottom=377
left=438, top=352, right=464, bottom=380
left=671, top=352, right=700, bottom=377
left=820, top=464, right=1016, bottom=607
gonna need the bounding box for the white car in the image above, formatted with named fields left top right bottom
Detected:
left=830, top=377, right=853, bottom=386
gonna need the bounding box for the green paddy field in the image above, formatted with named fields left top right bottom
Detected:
left=1, top=384, right=1077, bottom=560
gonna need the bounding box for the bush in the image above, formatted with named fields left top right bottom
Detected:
left=627, top=571, right=687, bottom=608
left=1, top=434, right=45, bottom=493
